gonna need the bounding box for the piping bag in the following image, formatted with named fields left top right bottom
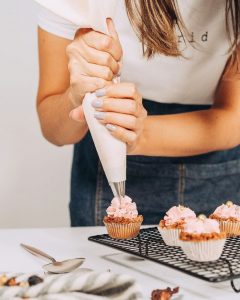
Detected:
left=35, top=0, right=126, bottom=198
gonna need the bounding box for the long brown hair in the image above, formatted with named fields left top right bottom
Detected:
left=125, top=0, right=240, bottom=58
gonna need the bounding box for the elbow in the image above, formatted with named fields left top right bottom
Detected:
left=43, top=132, right=64, bottom=147
left=221, top=136, right=240, bottom=151
left=37, top=100, right=65, bottom=147
left=220, top=140, right=240, bottom=151
left=37, top=113, right=64, bottom=147
left=217, top=113, right=240, bottom=151
left=40, top=125, right=64, bottom=147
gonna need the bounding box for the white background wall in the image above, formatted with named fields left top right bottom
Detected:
left=0, top=0, right=72, bottom=228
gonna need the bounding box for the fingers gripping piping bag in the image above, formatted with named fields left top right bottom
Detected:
left=35, top=0, right=126, bottom=198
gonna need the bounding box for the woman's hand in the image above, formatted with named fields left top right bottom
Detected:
left=92, top=83, right=147, bottom=154
left=66, top=19, right=122, bottom=121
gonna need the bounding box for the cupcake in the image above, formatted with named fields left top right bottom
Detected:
left=209, top=201, right=240, bottom=237
left=179, top=216, right=226, bottom=261
left=103, top=196, right=143, bottom=239
left=158, top=205, right=196, bottom=246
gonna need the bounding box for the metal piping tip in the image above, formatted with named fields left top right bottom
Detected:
left=109, top=181, right=125, bottom=198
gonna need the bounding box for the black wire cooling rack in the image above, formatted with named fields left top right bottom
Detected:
left=89, top=227, right=240, bottom=292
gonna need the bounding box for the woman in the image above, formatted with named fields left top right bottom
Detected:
left=37, top=0, right=240, bottom=226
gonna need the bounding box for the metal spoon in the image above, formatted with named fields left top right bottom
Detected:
left=20, top=243, right=85, bottom=274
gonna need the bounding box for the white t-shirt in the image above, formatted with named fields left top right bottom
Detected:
left=38, top=0, right=231, bottom=105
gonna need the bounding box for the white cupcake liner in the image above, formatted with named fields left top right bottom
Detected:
left=158, top=227, right=181, bottom=246
left=179, top=239, right=226, bottom=262
left=219, top=220, right=240, bottom=237
left=104, top=221, right=142, bottom=239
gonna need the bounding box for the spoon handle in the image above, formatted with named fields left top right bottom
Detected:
left=20, top=243, right=56, bottom=263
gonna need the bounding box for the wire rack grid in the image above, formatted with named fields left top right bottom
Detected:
left=89, top=227, right=240, bottom=292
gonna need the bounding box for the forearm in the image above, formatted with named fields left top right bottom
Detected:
left=136, top=108, right=240, bottom=157
left=37, top=88, right=88, bottom=146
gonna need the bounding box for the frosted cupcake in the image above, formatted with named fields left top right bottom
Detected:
left=158, top=205, right=196, bottom=246
left=103, top=196, right=143, bottom=239
left=209, top=201, right=240, bottom=237
left=179, top=216, right=226, bottom=261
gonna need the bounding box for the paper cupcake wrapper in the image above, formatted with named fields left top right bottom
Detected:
left=158, top=227, right=181, bottom=246
left=219, top=220, right=240, bottom=237
left=179, top=239, right=226, bottom=262
left=104, top=221, right=142, bottom=239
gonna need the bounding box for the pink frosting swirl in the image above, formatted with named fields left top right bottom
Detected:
left=183, top=218, right=220, bottom=234
left=106, top=196, right=138, bottom=218
left=213, top=204, right=240, bottom=220
left=164, top=205, right=196, bottom=226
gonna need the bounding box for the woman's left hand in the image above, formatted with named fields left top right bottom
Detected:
left=92, top=82, right=147, bottom=154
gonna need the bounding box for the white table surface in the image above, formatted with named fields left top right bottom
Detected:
left=0, top=226, right=239, bottom=300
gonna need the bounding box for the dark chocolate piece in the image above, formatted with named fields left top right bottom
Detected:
left=28, top=275, right=43, bottom=286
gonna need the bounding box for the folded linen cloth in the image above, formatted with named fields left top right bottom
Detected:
left=0, top=269, right=143, bottom=300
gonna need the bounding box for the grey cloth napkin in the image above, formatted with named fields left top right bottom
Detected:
left=0, top=269, right=143, bottom=300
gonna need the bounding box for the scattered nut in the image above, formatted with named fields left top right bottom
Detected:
left=0, top=274, right=8, bottom=286
left=5, top=277, right=17, bottom=286
left=19, top=281, right=29, bottom=288
left=151, top=287, right=179, bottom=300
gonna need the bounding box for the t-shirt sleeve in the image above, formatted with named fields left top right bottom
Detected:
left=38, top=7, right=79, bottom=40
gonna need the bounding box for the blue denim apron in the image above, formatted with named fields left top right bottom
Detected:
left=70, top=100, right=240, bottom=226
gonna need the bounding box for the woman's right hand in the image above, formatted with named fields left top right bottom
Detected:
left=66, top=19, right=122, bottom=119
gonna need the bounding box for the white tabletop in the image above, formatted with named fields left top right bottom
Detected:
left=0, top=226, right=239, bottom=300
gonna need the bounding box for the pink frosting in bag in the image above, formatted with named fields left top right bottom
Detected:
left=164, top=205, right=196, bottom=226
left=183, top=218, right=220, bottom=234
left=213, top=204, right=240, bottom=220
left=106, top=196, right=138, bottom=218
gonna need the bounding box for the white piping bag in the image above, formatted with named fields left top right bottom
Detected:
left=35, top=0, right=126, bottom=197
